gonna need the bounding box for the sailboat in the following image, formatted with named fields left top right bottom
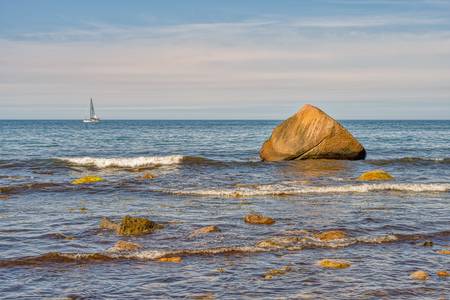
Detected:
left=83, top=98, right=100, bottom=123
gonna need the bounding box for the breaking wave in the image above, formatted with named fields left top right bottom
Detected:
left=161, top=182, right=450, bottom=197
left=0, top=233, right=401, bottom=268
left=367, top=157, right=450, bottom=166
left=57, top=155, right=186, bottom=168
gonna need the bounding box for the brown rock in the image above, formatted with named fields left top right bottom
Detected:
left=244, top=214, right=275, bottom=225
left=260, top=104, right=366, bottom=161
left=112, top=240, right=142, bottom=252
left=140, top=172, right=156, bottom=180
left=410, top=270, right=429, bottom=280
left=437, top=249, right=450, bottom=255
left=158, top=256, right=182, bottom=263
left=189, top=225, right=221, bottom=237
left=314, top=230, right=347, bottom=241
left=317, top=259, right=351, bottom=269
left=437, top=270, right=449, bottom=277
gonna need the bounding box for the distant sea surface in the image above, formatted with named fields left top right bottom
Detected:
left=0, top=120, right=449, bottom=299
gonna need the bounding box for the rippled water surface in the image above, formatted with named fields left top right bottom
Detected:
left=0, top=120, right=449, bottom=299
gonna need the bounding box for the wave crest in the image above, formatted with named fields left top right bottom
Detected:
left=57, top=155, right=185, bottom=168
left=161, top=183, right=450, bottom=197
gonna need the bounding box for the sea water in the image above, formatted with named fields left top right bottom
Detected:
left=0, top=120, right=449, bottom=299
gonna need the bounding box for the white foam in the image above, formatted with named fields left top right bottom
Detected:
left=58, top=155, right=185, bottom=168
left=165, top=183, right=450, bottom=197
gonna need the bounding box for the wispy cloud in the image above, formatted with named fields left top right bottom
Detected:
left=1, top=12, right=450, bottom=119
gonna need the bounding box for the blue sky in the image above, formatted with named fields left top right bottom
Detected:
left=1, top=0, right=450, bottom=119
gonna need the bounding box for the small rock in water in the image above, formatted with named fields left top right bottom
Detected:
left=158, top=256, right=182, bottom=263
left=314, top=230, right=347, bottom=241
left=118, top=215, right=162, bottom=236
left=100, top=217, right=120, bottom=232
left=111, top=240, right=142, bottom=252
left=410, top=270, right=429, bottom=280
left=0, top=194, right=9, bottom=200
left=357, top=170, right=393, bottom=181
left=263, top=265, right=292, bottom=280
left=244, top=214, right=275, bottom=225
left=71, top=176, right=104, bottom=185
left=317, top=259, right=351, bottom=269
left=191, top=292, right=215, bottom=300
left=189, top=225, right=221, bottom=237
left=79, top=207, right=88, bottom=213
left=437, top=249, right=450, bottom=255
left=140, top=172, right=156, bottom=180
left=420, top=240, right=433, bottom=247
left=436, top=270, right=449, bottom=277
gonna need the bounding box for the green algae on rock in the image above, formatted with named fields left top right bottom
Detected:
left=71, top=176, right=104, bottom=185
left=357, top=170, right=393, bottom=181
left=100, top=216, right=162, bottom=236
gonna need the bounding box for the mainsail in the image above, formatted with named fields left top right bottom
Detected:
left=90, top=98, right=96, bottom=119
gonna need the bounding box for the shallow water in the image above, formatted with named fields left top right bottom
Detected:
left=0, top=120, right=449, bottom=299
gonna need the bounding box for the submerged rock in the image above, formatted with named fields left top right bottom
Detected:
left=139, top=172, right=156, bottom=180
left=260, top=104, right=366, bottom=161
left=100, top=216, right=162, bottom=236
left=314, top=230, right=347, bottom=241
left=158, top=256, right=182, bottom=263
left=263, top=265, right=292, bottom=280
left=357, top=170, right=393, bottom=181
left=317, top=259, right=351, bottom=269
left=118, top=215, right=162, bottom=236
left=410, top=270, right=429, bottom=280
left=100, top=217, right=120, bottom=232
left=437, top=249, right=450, bottom=255
left=110, top=240, right=142, bottom=252
left=71, top=176, right=104, bottom=185
left=436, top=270, right=449, bottom=277
left=244, top=214, right=275, bottom=225
left=420, top=240, right=434, bottom=247
left=189, top=225, right=221, bottom=237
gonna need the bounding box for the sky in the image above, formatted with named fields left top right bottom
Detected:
left=1, top=0, right=450, bottom=119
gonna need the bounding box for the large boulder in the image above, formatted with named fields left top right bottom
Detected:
left=260, top=104, right=366, bottom=161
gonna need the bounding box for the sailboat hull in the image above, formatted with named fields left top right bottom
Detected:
left=83, top=119, right=100, bottom=123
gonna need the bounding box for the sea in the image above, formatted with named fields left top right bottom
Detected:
left=0, top=120, right=449, bottom=299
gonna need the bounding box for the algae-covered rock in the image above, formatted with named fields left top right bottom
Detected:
left=263, top=265, right=292, bottom=280
left=410, top=270, right=429, bottom=280
left=357, top=170, right=393, bottom=181
left=314, top=230, right=347, bottom=241
left=100, top=215, right=162, bottom=236
left=158, top=256, right=182, bottom=263
left=111, top=240, right=142, bottom=252
left=71, top=176, right=104, bottom=185
left=317, top=259, right=351, bottom=269
left=244, top=214, right=275, bottom=225
left=118, top=215, right=162, bottom=236
left=189, top=225, right=221, bottom=237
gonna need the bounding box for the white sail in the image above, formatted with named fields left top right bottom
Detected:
left=83, top=98, right=100, bottom=123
